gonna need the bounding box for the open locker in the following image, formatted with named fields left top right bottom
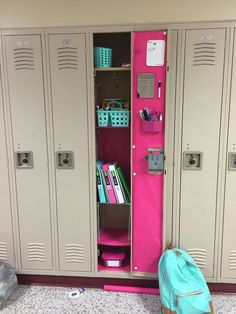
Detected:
left=94, top=30, right=168, bottom=276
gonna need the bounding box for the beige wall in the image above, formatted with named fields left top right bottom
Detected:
left=0, top=0, right=236, bottom=29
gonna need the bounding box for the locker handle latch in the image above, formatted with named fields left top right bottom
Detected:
left=56, top=151, right=74, bottom=169
left=145, top=148, right=164, bottom=174
left=15, top=151, right=34, bottom=169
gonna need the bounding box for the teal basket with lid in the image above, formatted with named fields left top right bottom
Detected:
left=94, top=47, right=112, bottom=68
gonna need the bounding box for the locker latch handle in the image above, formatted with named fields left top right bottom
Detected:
left=145, top=148, right=164, bottom=174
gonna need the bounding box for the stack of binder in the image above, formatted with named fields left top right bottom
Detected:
left=96, top=161, right=131, bottom=204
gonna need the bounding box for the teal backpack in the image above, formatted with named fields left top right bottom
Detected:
left=158, top=248, right=212, bottom=314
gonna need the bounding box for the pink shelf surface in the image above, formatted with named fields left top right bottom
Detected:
left=98, top=228, right=130, bottom=246
left=98, top=263, right=130, bottom=272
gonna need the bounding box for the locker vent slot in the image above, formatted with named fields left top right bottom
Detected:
left=0, top=242, right=8, bottom=260
left=187, top=249, right=207, bottom=268
left=65, top=244, right=85, bottom=263
left=14, top=48, right=35, bottom=70
left=229, top=250, right=236, bottom=270
left=27, top=243, right=46, bottom=262
left=193, top=43, right=216, bottom=66
left=57, top=47, right=78, bottom=70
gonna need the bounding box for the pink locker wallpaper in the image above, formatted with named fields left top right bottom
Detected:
left=132, top=31, right=167, bottom=274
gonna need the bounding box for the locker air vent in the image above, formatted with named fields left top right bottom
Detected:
left=193, top=43, right=216, bottom=66
left=0, top=242, right=8, bottom=260
left=57, top=47, right=78, bottom=70
left=187, top=248, right=207, bottom=268
left=27, top=243, right=46, bottom=262
left=65, top=244, right=85, bottom=263
left=14, top=48, right=35, bottom=70
left=229, top=250, right=236, bottom=270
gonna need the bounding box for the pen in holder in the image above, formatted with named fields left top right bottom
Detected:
left=140, top=108, right=163, bottom=133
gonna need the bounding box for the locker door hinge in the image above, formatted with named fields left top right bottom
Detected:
left=167, top=65, right=170, bottom=72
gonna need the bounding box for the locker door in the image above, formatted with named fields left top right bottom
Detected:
left=132, top=31, right=167, bottom=274
left=48, top=34, right=91, bottom=272
left=0, top=63, right=15, bottom=266
left=180, top=29, right=226, bottom=277
left=4, top=35, right=52, bottom=270
left=221, top=29, right=236, bottom=279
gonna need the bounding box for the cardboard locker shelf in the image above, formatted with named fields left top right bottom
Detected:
left=94, top=67, right=131, bottom=72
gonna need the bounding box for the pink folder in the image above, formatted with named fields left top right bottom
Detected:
left=102, top=163, right=116, bottom=203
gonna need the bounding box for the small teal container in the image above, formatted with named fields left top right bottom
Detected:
left=108, top=101, right=130, bottom=127
left=94, top=47, right=112, bottom=68
left=97, top=110, right=110, bottom=126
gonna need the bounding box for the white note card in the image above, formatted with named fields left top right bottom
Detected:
left=146, top=40, right=165, bottom=66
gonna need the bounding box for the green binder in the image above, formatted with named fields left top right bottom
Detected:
left=115, top=165, right=131, bottom=202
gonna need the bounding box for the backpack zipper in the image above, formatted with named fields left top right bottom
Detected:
left=173, top=249, right=197, bottom=267
left=175, top=290, right=203, bottom=306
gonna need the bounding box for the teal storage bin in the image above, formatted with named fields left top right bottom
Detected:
left=94, top=47, right=112, bottom=68
left=97, top=110, right=110, bottom=126
left=97, top=101, right=130, bottom=127
left=108, top=101, right=130, bottom=127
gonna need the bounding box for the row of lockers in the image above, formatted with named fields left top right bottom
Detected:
left=1, top=24, right=236, bottom=283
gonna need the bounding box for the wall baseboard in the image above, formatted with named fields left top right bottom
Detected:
left=17, top=275, right=236, bottom=293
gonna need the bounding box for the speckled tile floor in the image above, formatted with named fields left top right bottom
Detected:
left=1, top=285, right=236, bottom=313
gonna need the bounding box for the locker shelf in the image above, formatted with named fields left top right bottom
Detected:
left=97, top=202, right=131, bottom=206
left=98, top=228, right=130, bottom=246
left=94, top=67, right=131, bottom=72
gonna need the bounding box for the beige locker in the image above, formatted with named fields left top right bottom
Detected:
left=221, top=28, right=236, bottom=279
left=48, top=34, right=91, bottom=272
left=179, top=28, right=226, bottom=277
left=0, top=65, right=15, bottom=266
left=3, top=35, right=53, bottom=270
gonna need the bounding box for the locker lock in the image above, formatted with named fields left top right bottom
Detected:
left=145, top=148, right=164, bottom=174
left=228, top=152, right=236, bottom=171
left=15, top=151, right=34, bottom=169
left=183, top=152, right=202, bottom=170
left=56, top=151, right=74, bottom=169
